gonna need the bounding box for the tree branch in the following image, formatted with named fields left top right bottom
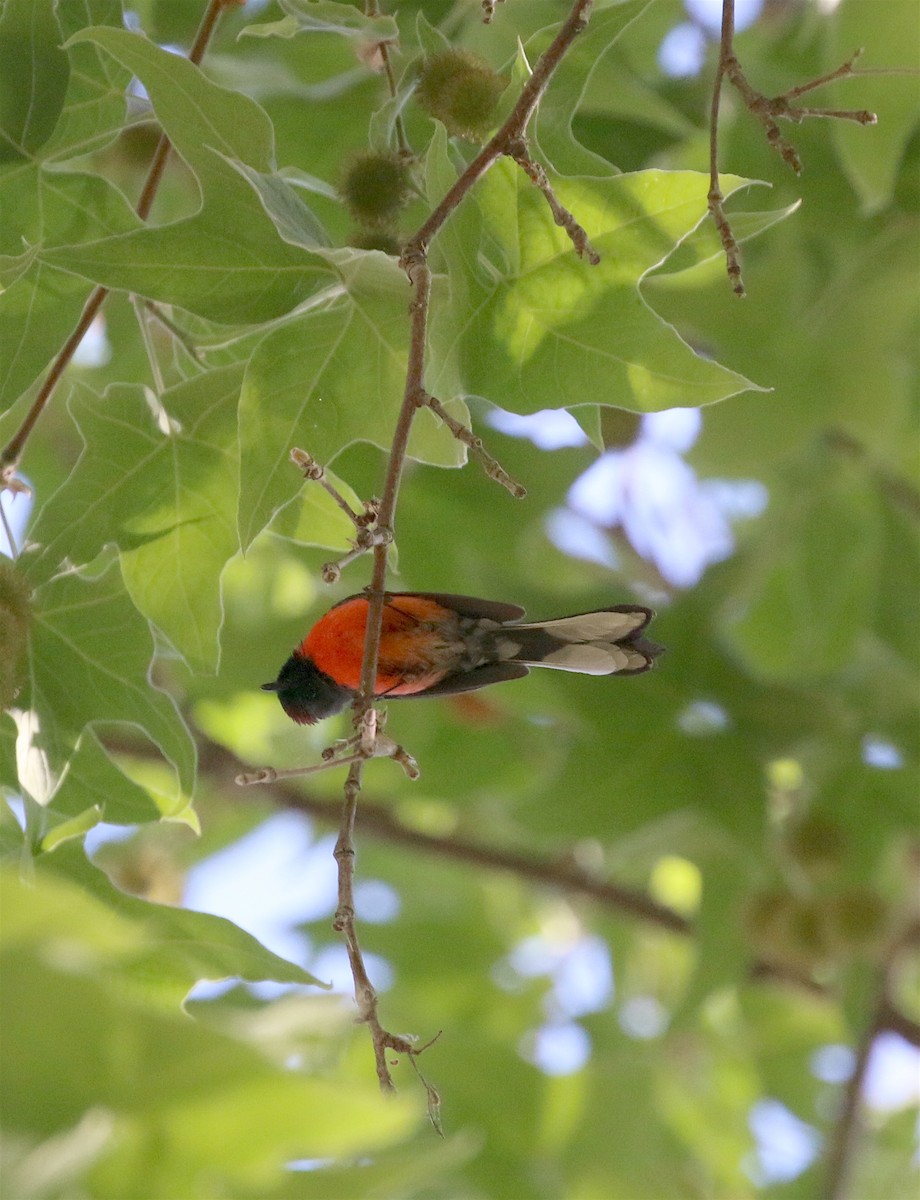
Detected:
left=284, top=781, right=690, bottom=936
left=821, top=920, right=920, bottom=1200
left=330, top=0, right=598, bottom=1089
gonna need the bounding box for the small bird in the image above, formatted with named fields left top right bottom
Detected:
left=262, top=592, right=663, bottom=725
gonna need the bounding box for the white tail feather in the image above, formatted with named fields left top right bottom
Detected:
left=515, top=611, right=648, bottom=643
left=494, top=607, right=658, bottom=675
left=517, top=612, right=647, bottom=643
left=520, top=642, right=648, bottom=675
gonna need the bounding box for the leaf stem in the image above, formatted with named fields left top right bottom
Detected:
left=365, top=0, right=411, bottom=158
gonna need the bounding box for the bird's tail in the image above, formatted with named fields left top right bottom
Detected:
left=495, top=605, right=663, bottom=676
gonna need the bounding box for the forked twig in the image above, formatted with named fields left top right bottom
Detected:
left=708, top=0, right=878, bottom=296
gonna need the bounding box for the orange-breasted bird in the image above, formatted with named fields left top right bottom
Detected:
left=262, top=592, right=663, bottom=725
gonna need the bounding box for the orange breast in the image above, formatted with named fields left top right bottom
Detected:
left=302, top=595, right=456, bottom=695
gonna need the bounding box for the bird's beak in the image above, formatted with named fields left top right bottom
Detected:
left=261, top=680, right=281, bottom=692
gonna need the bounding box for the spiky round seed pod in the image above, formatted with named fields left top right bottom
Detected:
left=0, top=558, right=32, bottom=711
left=415, top=49, right=507, bottom=141
left=340, top=152, right=411, bottom=228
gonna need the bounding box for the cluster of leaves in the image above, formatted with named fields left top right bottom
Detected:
left=1, top=0, right=917, bottom=1197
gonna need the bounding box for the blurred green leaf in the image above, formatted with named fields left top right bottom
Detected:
left=723, top=444, right=883, bottom=681
left=0, top=923, right=415, bottom=1198
left=38, top=842, right=328, bottom=992
left=0, top=0, right=69, bottom=161
left=243, top=1, right=399, bottom=43
left=827, top=0, right=920, bottom=213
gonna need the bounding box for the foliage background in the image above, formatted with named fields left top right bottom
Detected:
left=1, top=0, right=917, bottom=1197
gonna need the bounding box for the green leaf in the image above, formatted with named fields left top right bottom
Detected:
left=2, top=164, right=142, bottom=262
left=269, top=467, right=365, bottom=552
left=0, top=261, right=95, bottom=415
left=1, top=855, right=416, bottom=1192
left=428, top=162, right=763, bottom=416
left=17, top=559, right=196, bottom=800
left=221, top=156, right=331, bottom=248
left=44, top=212, right=336, bottom=324
left=243, top=0, right=399, bottom=42
left=44, top=0, right=130, bottom=161
left=827, top=0, right=920, bottom=213
left=0, top=168, right=142, bottom=412
left=41, top=731, right=166, bottom=843
left=0, top=946, right=414, bottom=1169
left=0, top=0, right=69, bottom=161
left=238, top=250, right=465, bottom=548
left=40, top=27, right=334, bottom=323
left=723, top=444, right=884, bottom=681
left=31, top=367, right=242, bottom=671
left=532, top=0, right=664, bottom=177
left=64, top=26, right=275, bottom=176
left=38, top=842, right=328, bottom=992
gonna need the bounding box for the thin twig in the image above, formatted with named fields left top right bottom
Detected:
left=708, top=0, right=745, bottom=297
left=290, top=447, right=369, bottom=528
left=0, top=287, right=110, bottom=477
left=0, top=491, right=20, bottom=558
left=726, top=47, right=877, bottom=169
left=235, top=752, right=366, bottom=787
left=821, top=920, right=920, bottom=1200
left=289, top=447, right=390, bottom=583
left=506, top=136, right=599, bottom=263
left=420, top=391, right=527, bottom=497
left=406, top=0, right=594, bottom=256
left=0, top=0, right=237, bottom=483
left=365, top=1, right=411, bottom=158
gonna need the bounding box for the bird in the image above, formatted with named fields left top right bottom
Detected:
left=262, top=591, right=663, bottom=725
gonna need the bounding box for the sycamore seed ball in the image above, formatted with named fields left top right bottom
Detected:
left=415, top=49, right=507, bottom=141
left=340, top=152, right=411, bottom=228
